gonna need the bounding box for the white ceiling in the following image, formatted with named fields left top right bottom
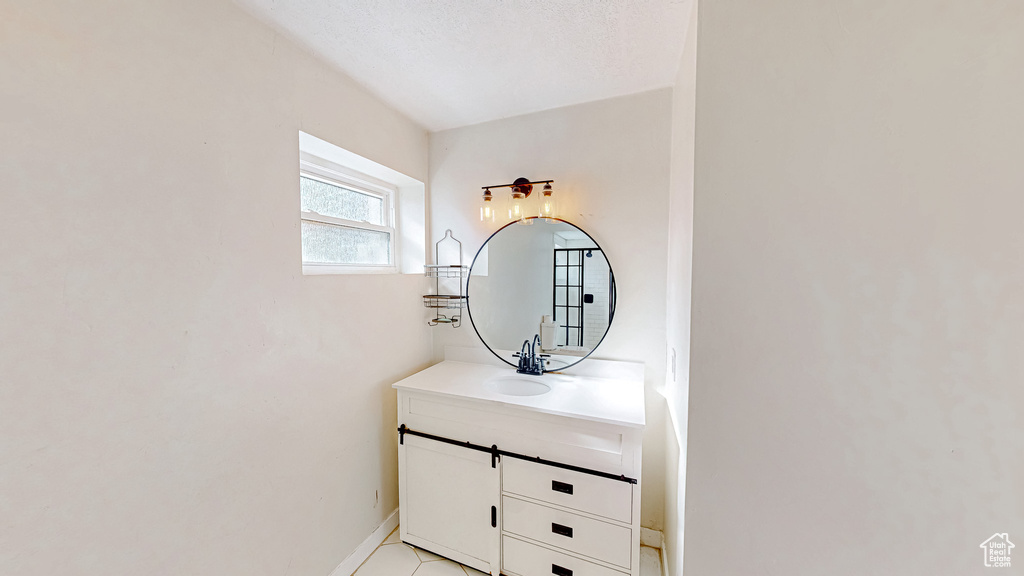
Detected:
left=233, top=0, right=693, bottom=132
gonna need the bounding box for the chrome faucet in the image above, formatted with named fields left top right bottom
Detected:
left=513, top=334, right=549, bottom=375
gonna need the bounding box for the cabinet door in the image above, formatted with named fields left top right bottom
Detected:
left=399, top=434, right=499, bottom=572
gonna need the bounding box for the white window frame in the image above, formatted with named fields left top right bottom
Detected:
left=299, top=151, right=400, bottom=274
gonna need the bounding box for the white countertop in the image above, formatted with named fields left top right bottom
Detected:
left=392, top=360, right=646, bottom=429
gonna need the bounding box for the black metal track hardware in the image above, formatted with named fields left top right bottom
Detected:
left=397, top=425, right=637, bottom=485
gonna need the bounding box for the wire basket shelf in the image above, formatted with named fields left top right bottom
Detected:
left=422, top=295, right=467, bottom=310
left=424, top=264, right=469, bottom=279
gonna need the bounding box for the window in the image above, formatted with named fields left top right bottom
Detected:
left=299, top=153, right=398, bottom=273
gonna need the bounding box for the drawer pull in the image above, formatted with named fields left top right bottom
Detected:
left=491, top=506, right=497, bottom=528
left=552, top=480, right=574, bottom=495
left=552, top=564, right=573, bottom=576
left=551, top=522, right=574, bottom=538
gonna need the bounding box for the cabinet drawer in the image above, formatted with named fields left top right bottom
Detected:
left=502, top=496, right=631, bottom=569
left=502, top=535, right=628, bottom=576
left=502, top=458, right=633, bottom=523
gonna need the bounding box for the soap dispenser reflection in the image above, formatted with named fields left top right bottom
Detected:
left=540, top=315, right=558, bottom=352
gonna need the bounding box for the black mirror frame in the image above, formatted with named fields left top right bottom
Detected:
left=465, top=216, right=617, bottom=373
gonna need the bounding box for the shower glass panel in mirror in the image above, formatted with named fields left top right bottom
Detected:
left=467, top=217, right=616, bottom=372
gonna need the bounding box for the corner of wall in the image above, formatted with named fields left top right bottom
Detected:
left=663, top=1, right=698, bottom=575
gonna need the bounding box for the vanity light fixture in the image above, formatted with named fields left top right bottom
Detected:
left=479, top=177, right=556, bottom=225
left=538, top=182, right=557, bottom=221
left=480, top=188, right=496, bottom=223
left=509, top=187, right=531, bottom=225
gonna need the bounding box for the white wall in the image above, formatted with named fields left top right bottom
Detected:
left=428, top=90, right=672, bottom=530
left=663, top=1, right=697, bottom=575
left=0, top=1, right=431, bottom=574
left=686, top=2, right=1024, bottom=575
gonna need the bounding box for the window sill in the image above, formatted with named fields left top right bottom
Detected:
left=302, top=264, right=398, bottom=275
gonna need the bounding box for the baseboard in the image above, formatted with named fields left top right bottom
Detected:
left=643, top=528, right=669, bottom=576
left=660, top=540, right=670, bottom=576
left=328, top=508, right=400, bottom=576
left=640, top=527, right=663, bottom=548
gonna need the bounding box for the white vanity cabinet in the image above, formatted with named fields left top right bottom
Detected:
left=394, top=359, right=645, bottom=576
left=401, top=434, right=499, bottom=570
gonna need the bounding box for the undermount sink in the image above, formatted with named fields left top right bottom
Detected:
left=486, top=375, right=551, bottom=396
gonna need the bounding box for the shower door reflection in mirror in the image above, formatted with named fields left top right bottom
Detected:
left=553, top=247, right=612, bottom=349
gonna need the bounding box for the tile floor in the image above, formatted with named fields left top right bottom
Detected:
left=352, top=525, right=662, bottom=576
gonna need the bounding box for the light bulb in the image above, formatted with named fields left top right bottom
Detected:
left=539, top=183, right=557, bottom=221
left=480, top=189, right=495, bottom=223
left=509, top=188, right=532, bottom=225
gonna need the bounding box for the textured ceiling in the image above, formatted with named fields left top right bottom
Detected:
left=233, top=0, right=693, bottom=131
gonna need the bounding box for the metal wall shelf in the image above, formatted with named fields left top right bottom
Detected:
left=423, top=230, right=466, bottom=327
left=422, top=295, right=467, bottom=310
left=424, top=264, right=469, bottom=279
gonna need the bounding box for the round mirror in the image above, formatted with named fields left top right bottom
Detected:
left=467, top=217, right=616, bottom=372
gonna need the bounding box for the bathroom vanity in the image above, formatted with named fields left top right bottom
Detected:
left=394, top=351, right=644, bottom=576
left=396, top=217, right=642, bottom=576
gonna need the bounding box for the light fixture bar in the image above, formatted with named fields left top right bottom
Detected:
left=480, top=179, right=553, bottom=190
left=478, top=177, right=557, bottom=225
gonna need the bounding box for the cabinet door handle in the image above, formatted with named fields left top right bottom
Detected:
left=551, top=523, right=573, bottom=538
left=552, top=564, right=573, bottom=576
left=491, top=506, right=497, bottom=528
left=552, top=480, right=573, bottom=495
